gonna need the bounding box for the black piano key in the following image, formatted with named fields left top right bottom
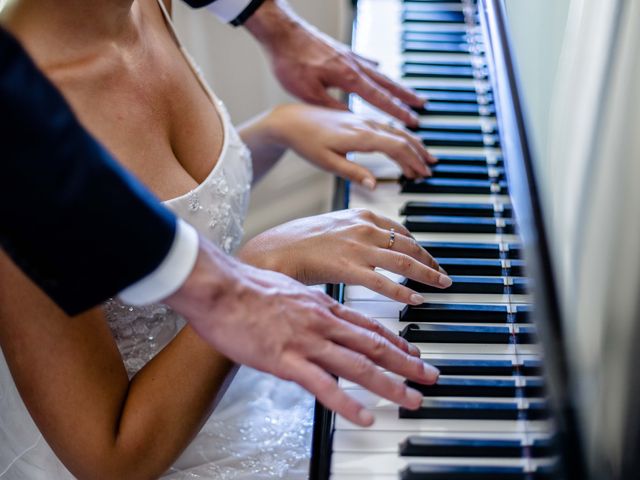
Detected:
left=401, top=323, right=537, bottom=344
left=418, top=101, right=495, bottom=116
left=403, top=41, right=470, bottom=54
left=400, top=303, right=509, bottom=323
left=433, top=154, right=503, bottom=167
left=401, top=201, right=504, bottom=217
left=430, top=164, right=504, bottom=179
left=415, top=90, right=493, bottom=103
left=411, top=84, right=480, bottom=94
left=418, top=241, right=502, bottom=259
left=413, top=123, right=484, bottom=133
left=403, top=31, right=468, bottom=44
left=523, top=358, right=543, bottom=375
left=416, top=131, right=487, bottom=147
left=425, top=359, right=519, bottom=376
left=508, top=259, right=526, bottom=276
left=403, top=64, right=475, bottom=79
left=512, top=277, right=529, bottom=294
left=505, top=243, right=522, bottom=259
left=402, top=11, right=466, bottom=23
left=405, top=215, right=514, bottom=234
left=399, top=399, right=550, bottom=420
left=405, top=275, right=507, bottom=294
left=401, top=177, right=508, bottom=194
left=434, top=258, right=504, bottom=276
left=400, top=464, right=554, bottom=480
left=407, top=377, right=546, bottom=398
left=400, top=436, right=536, bottom=458
left=401, top=324, right=511, bottom=344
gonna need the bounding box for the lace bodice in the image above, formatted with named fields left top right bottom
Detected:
left=104, top=95, right=253, bottom=377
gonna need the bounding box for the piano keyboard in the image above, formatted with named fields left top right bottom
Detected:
left=310, top=1, right=560, bottom=479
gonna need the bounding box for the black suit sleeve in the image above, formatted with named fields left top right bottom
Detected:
left=182, top=0, right=268, bottom=26
left=0, top=28, right=178, bottom=316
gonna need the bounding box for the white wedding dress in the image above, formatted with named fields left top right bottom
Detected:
left=0, top=4, right=314, bottom=478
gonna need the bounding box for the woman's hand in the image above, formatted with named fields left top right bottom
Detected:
left=265, top=104, right=436, bottom=189
left=238, top=208, right=452, bottom=305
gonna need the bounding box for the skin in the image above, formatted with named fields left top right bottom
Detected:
left=0, top=1, right=447, bottom=477
left=244, top=0, right=427, bottom=127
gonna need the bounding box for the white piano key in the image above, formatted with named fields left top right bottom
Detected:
left=416, top=342, right=521, bottom=355
left=331, top=452, right=556, bottom=476
left=345, top=286, right=512, bottom=304
left=332, top=430, right=543, bottom=453
left=335, top=409, right=553, bottom=433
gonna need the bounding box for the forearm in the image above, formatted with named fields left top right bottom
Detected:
left=243, top=0, right=304, bottom=48
left=107, top=328, right=236, bottom=480
left=238, top=108, right=288, bottom=182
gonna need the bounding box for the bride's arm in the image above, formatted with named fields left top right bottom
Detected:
left=0, top=251, right=235, bottom=480
left=238, top=104, right=436, bottom=185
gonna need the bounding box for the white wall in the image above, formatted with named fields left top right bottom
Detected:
left=503, top=0, right=570, bottom=208
left=173, top=1, right=352, bottom=239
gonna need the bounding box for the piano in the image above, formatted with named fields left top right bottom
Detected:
left=310, top=1, right=585, bottom=479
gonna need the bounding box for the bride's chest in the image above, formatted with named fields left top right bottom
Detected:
left=49, top=41, right=226, bottom=200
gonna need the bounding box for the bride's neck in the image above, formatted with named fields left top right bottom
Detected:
left=1, top=0, right=142, bottom=60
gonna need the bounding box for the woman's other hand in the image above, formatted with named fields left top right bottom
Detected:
left=266, top=104, right=436, bottom=189
left=238, top=208, right=452, bottom=305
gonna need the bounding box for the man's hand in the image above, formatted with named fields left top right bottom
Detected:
left=165, top=237, right=439, bottom=426
left=244, top=0, right=426, bottom=127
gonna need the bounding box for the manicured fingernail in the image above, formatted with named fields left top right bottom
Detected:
left=362, top=177, right=376, bottom=190
left=406, top=388, right=423, bottom=407
left=410, top=293, right=424, bottom=305
left=439, top=274, right=453, bottom=288
left=357, top=409, right=375, bottom=425
left=423, top=362, right=440, bottom=381
left=409, top=343, right=421, bottom=357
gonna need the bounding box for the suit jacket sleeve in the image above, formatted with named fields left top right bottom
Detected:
left=0, top=28, right=178, bottom=316
left=183, top=0, right=268, bottom=26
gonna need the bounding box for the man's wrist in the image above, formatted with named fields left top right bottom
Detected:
left=119, top=220, right=200, bottom=305
left=163, top=237, right=238, bottom=319
left=243, top=0, right=301, bottom=48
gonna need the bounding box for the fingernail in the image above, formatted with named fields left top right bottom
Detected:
left=409, top=343, right=421, bottom=357
left=423, top=362, right=440, bottom=381
left=439, top=266, right=449, bottom=275
left=410, top=293, right=424, bottom=305
left=362, top=178, right=376, bottom=191
left=406, top=388, right=423, bottom=408
left=357, top=409, right=375, bottom=426
left=439, top=274, right=453, bottom=288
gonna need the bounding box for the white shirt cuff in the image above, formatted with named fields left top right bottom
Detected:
left=206, top=0, right=253, bottom=23
left=119, top=219, right=200, bottom=305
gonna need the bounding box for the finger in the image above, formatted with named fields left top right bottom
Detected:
left=304, top=82, right=350, bottom=111
left=385, top=231, right=441, bottom=272
left=313, top=345, right=425, bottom=410
left=322, top=151, right=377, bottom=190
left=364, top=212, right=413, bottom=238
left=372, top=250, right=452, bottom=290
left=356, top=268, right=426, bottom=305
left=352, top=52, right=380, bottom=68
left=284, top=357, right=375, bottom=426
left=359, top=61, right=427, bottom=108
left=353, top=129, right=429, bottom=178
left=324, top=327, right=439, bottom=386
left=379, top=122, right=438, bottom=166
left=330, top=302, right=421, bottom=357
left=335, top=67, right=420, bottom=126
